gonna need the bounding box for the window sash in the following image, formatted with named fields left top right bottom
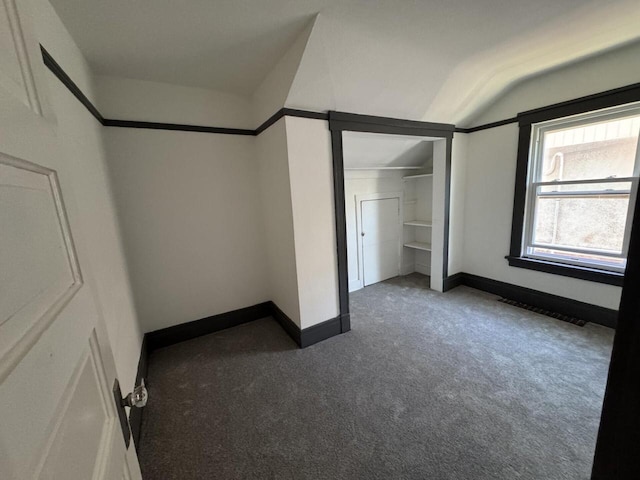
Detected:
left=524, top=248, right=627, bottom=273
left=533, top=177, right=637, bottom=187
left=523, top=182, right=637, bottom=270
left=528, top=243, right=626, bottom=259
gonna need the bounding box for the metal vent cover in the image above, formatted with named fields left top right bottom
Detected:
left=498, top=298, right=587, bottom=327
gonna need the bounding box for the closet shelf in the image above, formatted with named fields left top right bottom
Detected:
left=403, top=241, right=432, bottom=251
left=404, top=220, right=432, bottom=228
left=402, top=173, right=433, bottom=180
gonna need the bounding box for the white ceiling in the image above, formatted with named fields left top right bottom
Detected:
left=343, top=132, right=435, bottom=169
left=49, top=0, right=328, bottom=95
left=50, top=0, right=640, bottom=121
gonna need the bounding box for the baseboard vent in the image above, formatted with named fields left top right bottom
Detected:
left=498, top=298, right=587, bottom=327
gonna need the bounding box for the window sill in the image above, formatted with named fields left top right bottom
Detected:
left=505, top=256, right=624, bottom=286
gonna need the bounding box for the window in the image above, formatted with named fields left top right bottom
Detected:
left=509, top=100, right=640, bottom=284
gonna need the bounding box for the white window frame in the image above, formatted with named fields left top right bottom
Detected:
left=521, top=102, right=640, bottom=273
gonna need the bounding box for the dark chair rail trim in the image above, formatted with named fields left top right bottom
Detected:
left=42, top=45, right=330, bottom=137
left=41, top=45, right=104, bottom=124
left=455, top=117, right=518, bottom=134
left=42, top=44, right=640, bottom=139
left=103, top=118, right=255, bottom=136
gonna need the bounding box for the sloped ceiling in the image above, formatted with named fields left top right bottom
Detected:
left=285, top=0, right=640, bottom=126
left=51, top=0, right=640, bottom=126
left=423, top=0, right=640, bottom=126
left=343, top=132, right=435, bottom=170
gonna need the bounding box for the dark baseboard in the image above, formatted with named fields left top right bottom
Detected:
left=145, top=299, right=346, bottom=353
left=340, top=313, right=351, bottom=333
left=269, top=301, right=347, bottom=348
left=448, top=272, right=617, bottom=328
left=269, top=301, right=301, bottom=346
left=443, top=272, right=464, bottom=292
left=300, top=315, right=343, bottom=348
left=146, top=302, right=272, bottom=351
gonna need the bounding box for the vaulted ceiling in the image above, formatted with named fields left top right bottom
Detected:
left=343, top=132, right=435, bottom=170
left=51, top=0, right=640, bottom=125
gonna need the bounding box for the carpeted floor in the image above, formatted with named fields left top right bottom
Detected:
left=138, top=274, right=614, bottom=479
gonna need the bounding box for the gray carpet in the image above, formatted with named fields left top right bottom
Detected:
left=138, top=274, right=614, bottom=479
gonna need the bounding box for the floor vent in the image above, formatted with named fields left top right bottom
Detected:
left=498, top=298, right=587, bottom=327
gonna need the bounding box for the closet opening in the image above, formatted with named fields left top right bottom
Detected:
left=342, top=132, right=441, bottom=292
left=328, top=112, right=454, bottom=330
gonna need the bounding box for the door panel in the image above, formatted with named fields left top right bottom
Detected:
left=0, top=156, right=81, bottom=375
left=0, top=0, right=41, bottom=113
left=361, top=198, right=401, bottom=286
left=0, top=0, right=139, bottom=478
left=37, top=332, right=116, bottom=480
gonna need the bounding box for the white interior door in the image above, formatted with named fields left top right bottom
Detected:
left=0, top=1, right=141, bottom=479
left=361, top=197, right=401, bottom=286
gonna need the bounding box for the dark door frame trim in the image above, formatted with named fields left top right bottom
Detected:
left=328, top=111, right=455, bottom=322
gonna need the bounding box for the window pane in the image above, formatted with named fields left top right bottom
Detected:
left=540, top=115, right=640, bottom=182
left=532, top=195, right=628, bottom=253
left=539, top=181, right=632, bottom=195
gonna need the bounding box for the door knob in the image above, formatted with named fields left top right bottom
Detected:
left=361, top=232, right=365, bottom=236
left=122, top=379, right=148, bottom=408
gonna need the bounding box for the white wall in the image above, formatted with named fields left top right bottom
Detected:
left=95, top=75, right=252, bottom=128
left=31, top=0, right=142, bottom=389
left=448, top=133, right=468, bottom=276
left=344, top=170, right=405, bottom=291
left=459, top=43, right=640, bottom=310
left=104, top=128, right=270, bottom=332
left=285, top=117, right=339, bottom=328
left=94, top=57, right=340, bottom=334
left=256, top=119, right=302, bottom=326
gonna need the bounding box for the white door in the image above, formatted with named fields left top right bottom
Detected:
left=361, top=198, right=401, bottom=286
left=0, top=1, right=141, bottom=479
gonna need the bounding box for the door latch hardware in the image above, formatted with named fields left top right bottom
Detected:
left=122, top=379, right=148, bottom=408
left=113, top=378, right=149, bottom=449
